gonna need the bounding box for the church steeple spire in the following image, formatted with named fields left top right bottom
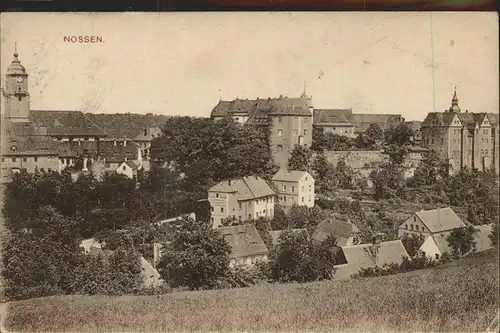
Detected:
left=14, top=42, right=18, bottom=59
left=448, top=86, right=461, bottom=113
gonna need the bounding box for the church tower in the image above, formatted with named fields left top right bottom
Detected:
left=3, top=44, right=30, bottom=122
left=448, top=87, right=461, bottom=113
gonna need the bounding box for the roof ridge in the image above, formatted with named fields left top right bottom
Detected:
left=242, top=176, right=257, bottom=198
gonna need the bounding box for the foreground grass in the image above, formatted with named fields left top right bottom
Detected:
left=3, top=251, right=499, bottom=332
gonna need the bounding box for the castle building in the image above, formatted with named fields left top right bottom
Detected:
left=210, top=91, right=314, bottom=168
left=421, top=89, right=499, bottom=173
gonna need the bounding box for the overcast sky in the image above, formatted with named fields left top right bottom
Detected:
left=1, top=12, right=498, bottom=121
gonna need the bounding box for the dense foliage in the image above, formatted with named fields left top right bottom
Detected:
left=156, top=218, right=231, bottom=290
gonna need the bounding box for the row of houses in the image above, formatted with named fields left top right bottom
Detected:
left=80, top=205, right=493, bottom=290
left=208, top=171, right=315, bottom=229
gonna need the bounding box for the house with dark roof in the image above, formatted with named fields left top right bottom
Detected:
left=421, top=89, right=499, bottom=173
left=398, top=207, right=467, bottom=240
left=312, top=217, right=360, bottom=247
left=218, top=224, right=269, bottom=268
left=116, top=160, right=142, bottom=179
left=351, top=113, right=402, bottom=135
left=210, top=92, right=314, bottom=168
left=272, top=170, right=315, bottom=208
left=333, top=240, right=410, bottom=279
left=269, top=228, right=309, bottom=246
left=313, top=109, right=355, bottom=137
left=208, top=175, right=276, bottom=228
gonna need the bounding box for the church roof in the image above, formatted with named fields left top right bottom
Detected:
left=6, top=46, right=27, bottom=76
left=29, top=110, right=107, bottom=137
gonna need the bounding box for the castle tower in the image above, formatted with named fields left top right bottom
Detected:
left=3, top=44, right=30, bottom=122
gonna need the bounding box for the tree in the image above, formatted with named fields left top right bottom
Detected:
left=335, top=159, right=354, bottom=189
left=354, top=133, right=376, bottom=150
left=385, top=144, right=408, bottom=165
left=311, top=154, right=338, bottom=197
left=156, top=218, right=230, bottom=290
left=365, top=123, right=384, bottom=142
left=270, top=205, right=288, bottom=230
left=269, top=231, right=344, bottom=283
left=288, top=145, right=312, bottom=171
left=2, top=206, right=85, bottom=301
left=369, top=161, right=405, bottom=200
left=446, top=226, right=477, bottom=258
left=401, top=234, right=425, bottom=257
left=384, top=122, right=414, bottom=146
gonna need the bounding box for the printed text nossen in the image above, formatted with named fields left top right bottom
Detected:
left=63, top=36, right=104, bottom=43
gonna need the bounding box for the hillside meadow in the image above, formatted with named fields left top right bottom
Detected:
left=3, top=251, right=498, bottom=333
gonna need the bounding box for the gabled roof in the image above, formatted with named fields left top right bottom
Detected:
left=123, top=160, right=139, bottom=170
left=313, top=109, right=353, bottom=125
left=208, top=175, right=275, bottom=201
left=422, top=112, right=459, bottom=127
left=218, top=224, right=269, bottom=259
left=423, top=234, right=452, bottom=255
left=404, top=120, right=422, bottom=131
left=334, top=240, right=409, bottom=279
left=29, top=110, right=107, bottom=137
left=272, top=169, right=311, bottom=182
left=415, top=207, right=466, bottom=233
left=312, top=218, right=360, bottom=244
left=269, top=228, right=309, bottom=246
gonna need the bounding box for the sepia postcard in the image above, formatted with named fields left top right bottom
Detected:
left=0, top=12, right=499, bottom=332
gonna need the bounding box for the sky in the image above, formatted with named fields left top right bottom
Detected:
left=1, top=12, right=498, bottom=121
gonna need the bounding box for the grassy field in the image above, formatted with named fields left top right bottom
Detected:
left=3, top=251, right=499, bottom=332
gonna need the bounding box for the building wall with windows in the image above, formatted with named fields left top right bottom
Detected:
left=272, top=173, right=315, bottom=208
left=1, top=153, right=60, bottom=181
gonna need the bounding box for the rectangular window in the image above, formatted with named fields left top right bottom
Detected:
left=239, top=202, right=242, bottom=209
left=239, top=216, right=242, bottom=221
left=1, top=158, right=4, bottom=162
left=304, top=118, right=308, bottom=123
left=48, top=168, right=52, bottom=172
left=431, top=138, right=434, bottom=144
left=278, top=117, right=282, bottom=123
left=410, top=225, right=414, bottom=230
left=211, top=206, right=214, bottom=212
left=216, top=193, right=219, bottom=198
left=221, top=207, right=224, bottom=213
left=12, top=158, right=16, bottom=162
left=249, top=214, right=251, bottom=219
left=283, top=185, right=287, bottom=191
left=309, top=185, right=312, bottom=191
left=413, top=216, right=416, bottom=222
left=304, top=129, right=308, bottom=136
left=278, top=144, right=283, bottom=151
left=284, top=196, right=287, bottom=202
left=22, top=157, right=27, bottom=162
left=291, top=186, right=295, bottom=192
left=435, top=253, right=440, bottom=260
left=302, top=197, right=304, bottom=203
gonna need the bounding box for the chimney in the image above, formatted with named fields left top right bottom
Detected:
left=228, top=180, right=231, bottom=186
